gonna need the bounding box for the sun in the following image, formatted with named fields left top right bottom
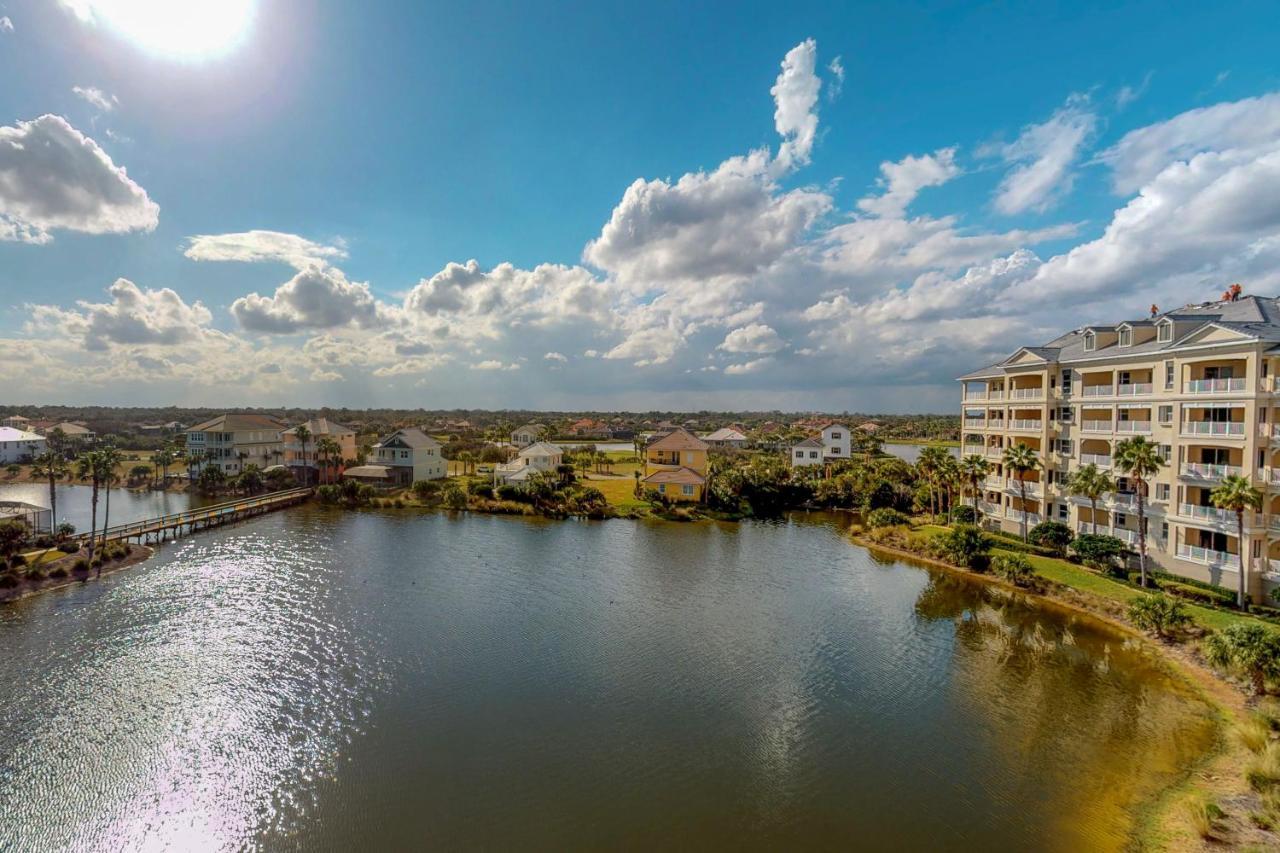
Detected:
left=65, top=0, right=256, bottom=61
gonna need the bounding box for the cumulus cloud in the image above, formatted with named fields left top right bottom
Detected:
left=772, top=38, right=822, bottom=170
left=857, top=148, right=961, bottom=219
left=29, top=279, right=213, bottom=351
left=72, top=85, right=117, bottom=112
left=991, top=95, right=1096, bottom=214
left=184, top=230, right=348, bottom=270
left=544, top=352, right=568, bottom=362
left=719, top=323, right=786, bottom=354
left=231, top=266, right=385, bottom=333
left=470, top=360, right=520, bottom=371
left=0, top=16, right=13, bottom=33
left=724, top=357, right=773, bottom=375
left=0, top=114, right=158, bottom=243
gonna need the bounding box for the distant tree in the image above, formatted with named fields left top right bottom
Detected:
left=1001, top=443, right=1040, bottom=542
left=1114, top=436, right=1164, bottom=589
left=1068, top=464, right=1114, bottom=535
left=1211, top=474, right=1264, bottom=610
left=1204, top=623, right=1280, bottom=695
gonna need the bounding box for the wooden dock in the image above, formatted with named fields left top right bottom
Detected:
left=75, top=487, right=313, bottom=545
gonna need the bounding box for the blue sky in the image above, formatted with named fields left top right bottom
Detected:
left=3, top=1, right=1280, bottom=411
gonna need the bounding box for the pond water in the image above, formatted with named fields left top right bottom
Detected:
left=0, top=508, right=1215, bottom=850
left=0, top=483, right=210, bottom=534
left=882, top=442, right=960, bottom=463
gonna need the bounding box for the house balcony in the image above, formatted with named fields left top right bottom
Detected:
left=1116, top=420, right=1152, bottom=434
left=1011, top=387, right=1044, bottom=400
left=1005, top=508, right=1042, bottom=525
left=1179, top=503, right=1236, bottom=525
left=984, top=446, right=1004, bottom=458
left=1177, top=544, right=1235, bottom=567
left=962, top=443, right=985, bottom=456
left=1004, top=480, right=1041, bottom=498
left=1180, top=462, right=1242, bottom=481
left=978, top=501, right=1001, bottom=515
left=1081, top=385, right=1114, bottom=398
left=1010, top=419, right=1042, bottom=431
left=1256, top=558, right=1280, bottom=578
left=1081, top=421, right=1112, bottom=434
left=988, top=390, right=1005, bottom=400
left=1180, top=421, right=1246, bottom=438
left=1184, top=378, right=1247, bottom=394
left=1251, top=513, right=1280, bottom=532
left=1263, top=468, right=1280, bottom=487
left=1259, top=423, right=1280, bottom=441
left=1116, top=383, right=1154, bottom=397
left=963, top=418, right=985, bottom=429
left=964, top=391, right=987, bottom=402
left=1080, top=453, right=1112, bottom=467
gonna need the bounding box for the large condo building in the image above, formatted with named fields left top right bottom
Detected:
left=958, top=293, right=1280, bottom=602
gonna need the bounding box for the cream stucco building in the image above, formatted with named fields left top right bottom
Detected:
left=958, top=294, right=1280, bottom=601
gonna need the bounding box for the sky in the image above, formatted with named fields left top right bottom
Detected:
left=2, top=1, right=1280, bottom=413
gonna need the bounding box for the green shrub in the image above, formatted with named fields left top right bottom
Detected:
left=866, top=508, right=910, bottom=528
left=8, top=553, right=26, bottom=569
left=985, top=529, right=1056, bottom=556
left=72, top=558, right=89, bottom=573
left=90, top=555, right=103, bottom=568
left=1160, top=581, right=1235, bottom=607
left=0, top=573, right=17, bottom=589
left=1127, top=593, right=1190, bottom=640
left=58, top=541, right=80, bottom=554
left=1069, top=534, right=1129, bottom=575
left=1028, top=521, right=1074, bottom=556
left=411, top=480, right=441, bottom=501
left=937, top=524, right=990, bottom=571
left=1204, top=624, right=1280, bottom=695
left=467, top=481, right=494, bottom=499
left=441, top=483, right=468, bottom=510
left=992, top=553, right=1036, bottom=587
left=47, top=566, right=68, bottom=579
left=952, top=505, right=976, bottom=524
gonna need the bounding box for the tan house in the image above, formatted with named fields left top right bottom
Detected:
left=642, top=428, right=709, bottom=502
left=282, top=418, right=357, bottom=484
left=957, top=292, right=1280, bottom=601
left=186, top=414, right=286, bottom=476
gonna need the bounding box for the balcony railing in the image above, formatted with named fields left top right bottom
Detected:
left=1080, top=453, right=1112, bottom=467
left=962, top=444, right=985, bottom=456
left=1177, top=544, right=1235, bottom=566
left=1010, top=419, right=1042, bottom=431
left=1264, top=468, right=1280, bottom=486
left=1081, top=421, right=1112, bottom=433
left=988, top=390, right=1005, bottom=400
left=1116, top=420, right=1152, bottom=433
left=1011, top=388, right=1044, bottom=399
left=1004, top=509, right=1042, bottom=525
left=984, top=446, right=1004, bottom=458
left=1185, top=377, right=1247, bottom=394
left=1116, top=383, right=1153, bottom=396
left=1259, top=423, right=1280, bottom=440
left=1005, top=480, right=1041, bottom=497
left=1180, top=420, right=1246, bottom=437
left=1074, top=522, right=1138, bottom=544
left=1081, top=385, right=1113, bottom=397
left=964, top=391, right=987, bottom=401
left=978, top=501, right=1001, bottom=515
left=1112, top=492, right=1142, bottom=508
left=1180, top=503, right=1235, bottom=524
left=963, top=418, right=985, bottom=429
left=1180, top=462, right=1242, bottom=480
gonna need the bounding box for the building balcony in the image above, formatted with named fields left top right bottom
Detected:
left=1256, top=558, right=1280, bottom=578
left=1116, top=383, right=1154, bottom=397
left=1184, top=377, right=1247, bottom=394
left=1180, top=503, right=1236, bottom=524
left=964, top=391, right=987, bottom=402
left=1116, top=420, right=1152, bottom=434
left=1180, top=462, right=1243, bottom=481
left=1080, top=453, right=1112, bottom=467
left=984, top=446, right=1004, bottom=458
left=978, top=500, right=1001, bottom=515
left=1081, top=421, right=1112, bottom=433
left=1004, top=508, right=1042, bottom=525
left=1004, top=480, right=1041, bottom=497
left=963, top=418, right=985, bottom=429
left=988, top=390, right=1005, bottom=400
left=1180, top=421, right=1246, bottom=438
left=962, top=444, right=985, bottom=456
left=1259, top=423, right=1280, bottom=441
left=1081, top=385, right=1113, bottom=397
left=1009, top=419, right=1042, bottom=431
left=1011, top=388, right=1044, bottom=400
left=1177, top=543, right=1235, bottom=567
left=1264, top=468, right=1280, bottom=487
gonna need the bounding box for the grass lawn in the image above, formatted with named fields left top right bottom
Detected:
left=587, top=476, right=647, bottom=510
left=914, top=524, right=1270, bottom=633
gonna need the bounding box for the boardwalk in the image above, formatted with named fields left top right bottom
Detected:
left=75, top=487, right=313, bottom=545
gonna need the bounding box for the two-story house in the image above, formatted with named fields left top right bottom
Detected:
left=510, top=423, right=547, bottom=448
left=642, top=427, right=709, bottom=502
left=352, top=427, right=446, bottom=486
left=281, top=418, right=357, bottom=484
left=496, top=442, right=564, bottom=483
left=185, top=414, right=286, bottom=476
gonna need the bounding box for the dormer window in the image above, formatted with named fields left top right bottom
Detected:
left=1157, top=320, right=1172, bottom=343
left=1083, top=331, right=1096, bottom=352
left=1118, top=327, right=1132, bottom=347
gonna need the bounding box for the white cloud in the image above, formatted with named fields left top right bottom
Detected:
left=719, top=323, right=786, bottom=354
left=772, top=39, right=822, bottom=171
left=0, top=16, right=13, bottom=33
left=0, top=114, right=158, bottom=243
left=29, top=279, right=213, bottom=351
left=857, top=148, right=961, bottom=219
left=185, top=230, right=348, bottom=270
left=724, top=357, right=773, bottom=375
left=544, top=352, right=568, bottom=362
left=1116, top=72, right=1153, bottom=110
left=72, top=85, right=117, bottom=112
left=231, top=266, right=385, bottom=333
left=991, top=95, right=1096, bottom=214
left=470, top=360, right=520, bottom=371
left=826, top=56, right=845, bottom=101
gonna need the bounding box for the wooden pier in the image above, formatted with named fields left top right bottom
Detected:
left=74, top=487, right=313, bottom=546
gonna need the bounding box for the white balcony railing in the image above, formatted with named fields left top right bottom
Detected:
left=1081, top=421, right=1112, bottom=433
left=1112, top=528, right=1139, bottom=545
left=1005, top=480, right=1041, bottom=497
left=985, top=446, right=1004, bottom=458
left=963, top=418, right=985, bottom=429
left=1080, top=453, right=1112, bottom=467
left=965, top=391, right=987, bottom=402
left=1010, top=419, right=1042, bottom=431
left=1112, top=492, right=1142, bottom=508
left=1180, top=503, right=1235, bottom=524
left=962, top=444, right=985, bottom=456
left=1011, top=387, right=1044, bottom=399
left=1180, top=462, right=1242, bottom=480
left=1184, top=377, right=1247, bottom=394
left=1116, top=383, right=1153, bottom=396
left=988, top=391, right=1005, bottom=400
left=1180, top=420, right=1246, bottom=437
left=1116, top=420, right=1152, bottom=433
left=1259, top=423, right=1280, bottom=441
left=1264, top=468, right=1280, bottom=486
left=978, top=501, right=1001, bottom=515
left=1177, top=544, right=1235, bottom=566
left=1005, top=509, right=1042, bottom=525
left=1082, top=385, right=1114, bottom=397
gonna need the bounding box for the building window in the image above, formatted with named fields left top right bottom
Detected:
left=1156, top=483, right=1170, bottom=501
left=831, top=432, right=841, bottom=439
left=1118, top=328, right=1132, bottom=347
left=1058, top=504, right=1068, bottom=521
left=658, top=484, right=667, bottom=494
left=1161, top=521, right=1169, bottom=540
left=1158, top=405, right=1173, bottom=424
left=1158, top=321, right=1172, bottom=343
left=1164, top=360, right=1174, bottom=390
left=1115, top=513, right=1127, bottom=527
left=682, top=485, right=694, bottom=496
left=1083, top=331, right=1096, bottom=351
left=810, top=451, right=819, bottom=459
left=1059, top=406, right=1073, bottom=422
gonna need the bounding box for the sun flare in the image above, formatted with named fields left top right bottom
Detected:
left=64, top=0, right=256, bottom=61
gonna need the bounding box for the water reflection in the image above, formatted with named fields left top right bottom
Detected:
left=0, top=508, right=1215, bottom=851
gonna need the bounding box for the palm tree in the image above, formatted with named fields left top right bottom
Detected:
left=317, top=437, right=341, bottom=484
left=959, top=455, right=989, bottom=521
left=186, top=450, right=205, bottom=482
left=31, top=450, right=68, bottom=532
left=1114, top=436, right=1164, bottom=589
left=1068, top=463, right=1114, bottom=535
left=917, top=445, right=950, bottom=519
left=76, top=449, right=111, bottom=569
left=1211, top=474, right=1264, bottom=610
left=153, top=448, right=175, bottom=489
left=1001, top=443, right=1039, bottom=542
left=293, top=424, right=312, bottom=484
left=939, top=455, right=961, bottom=523
left=96, top=443, right=124, bottom=550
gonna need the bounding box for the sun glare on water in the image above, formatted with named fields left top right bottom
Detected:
left=65, top=0, right=256, bottom=61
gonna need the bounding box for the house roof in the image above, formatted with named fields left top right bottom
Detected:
left=519, top=441, right=562, bottom=458
left=643, top=466, right=706, bottom=486
left=378, top=427, right=440, bottom=449
left=792, top=437, right=824, bottom=448
left=514, top=423, right=545, bottom=433
left=190, top=413, right=286, bottom=432
left=282, top=417, right=354, bottom=438
left=647, top=427, right=709, bottom=452
left=857, top=422, right=879, bottom=431
left=0, top=427, right=43, bottom=442
left=49, top=422, right=93, bottom=435
left=704, top=427, right=747, bottom=441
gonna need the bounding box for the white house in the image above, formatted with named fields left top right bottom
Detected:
left=360, top=427, right=446, bottom=486
left=510, top=423, right=547, bottom=447
left=790, top=437, right=824, bottom=467
left=0, top=427, right=46, bottom=463
left=186, top=414, right=287, bottom=476
left=821, top=423, right=851, bottom=460
left=496, top=441, right=563, bottom=483
left=703, top=427, right=748, bottom=449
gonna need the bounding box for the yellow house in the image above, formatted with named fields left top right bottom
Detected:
left=642, top=428, right=709, bottom=502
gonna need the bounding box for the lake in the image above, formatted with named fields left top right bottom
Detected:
left=0, top=482, right=210, bottom=534
left=0, top=507, right=1215, bottom=850
left=882, top=442, right=960, bottom=463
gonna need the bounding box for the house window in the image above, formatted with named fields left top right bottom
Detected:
left=1161, top=521, right=1169, bottom=540
left=1118, top=328, right=1132, bottom=347
left=1158, top=405, right=1173, bottom=424
left=658, top=484, right=667, bottom=494
left=810, top=451, right=819, bottom=459
left=1061, top=369, right=1072, bottom=395
left=1164, top=361, right=1175, bottom=390
left=1115, top=513, right=1127, bottom=527
left=1058, top=504, right=1068, bottom=521
left=682, top=485, right=694, bottom=496
left=795, top=451, right=803, bottom=459
left=1159, top=444, right=1172, bottom=463
left=831, top=432, right=841, bottom=439
left=1059, top=406, right=1073, bottom=422
left=1156, top=483, right=1170, bottom=501
left=1158, top=321, right=1172, bottom=343
left=1083, top=331, right=1096, bottom=351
